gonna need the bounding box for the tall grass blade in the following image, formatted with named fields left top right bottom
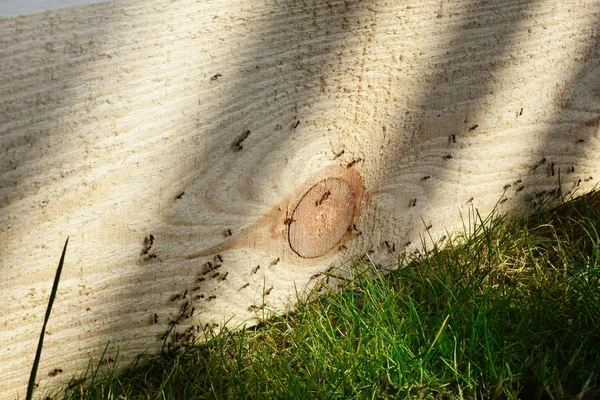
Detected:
left=26, top=237, right=69, bottom=400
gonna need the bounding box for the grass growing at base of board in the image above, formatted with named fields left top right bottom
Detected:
left=49, top=192, right=600, bottom=399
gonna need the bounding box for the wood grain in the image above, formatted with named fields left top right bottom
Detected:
left=1, top=0, right=600, bottom=397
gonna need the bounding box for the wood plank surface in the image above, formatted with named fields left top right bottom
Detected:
left=1, top=0, right=600, bottom=397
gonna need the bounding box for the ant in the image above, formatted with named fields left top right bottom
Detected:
left=333, top=149, right=345, bottom=159
left=347, top=158, right=362, bottom=168
left=181, top=301, right=189, bottom=312
left=316, top=190, right=331, bottom=206
left=234, top=130, right=251, bottom=151
left=210, top=73, right=222, bottom=81
left=384, top=241, right=396, bottom=252
left=141, top=234, right=155, bottom=255
left=252, top=265, right=260, bottom=274
left=469, top=124, right=478, bottom=131
left=284, top=217, right=295, bottom=226
left=175, top=191, right=185, bottom=200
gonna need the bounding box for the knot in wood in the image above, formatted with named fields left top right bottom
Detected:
left=288, top=178, right=355, bottom=258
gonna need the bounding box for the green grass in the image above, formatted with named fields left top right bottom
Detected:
left=52, top=192, right=600, bottom=399
left=27, top=238, right=68, bottom=400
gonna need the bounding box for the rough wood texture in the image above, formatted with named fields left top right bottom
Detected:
left=1, top=0, right=600, bottom=397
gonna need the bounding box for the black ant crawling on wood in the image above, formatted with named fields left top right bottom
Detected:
left=347, top=158, right=362, bottom=168
left=284, top=217, right=295, bottom=226
left=234, top=130, right=251, bottom=151
left=141, top=234, right=155, bottom=255
left=384, top=241, right=396, bottom=252
left=316, top=190, right=331, bottom=207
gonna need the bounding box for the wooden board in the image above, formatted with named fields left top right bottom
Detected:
left=1, top=0, right=600, bottom=397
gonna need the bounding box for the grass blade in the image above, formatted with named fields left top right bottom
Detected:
left=26, top=237, right=69, bottom=400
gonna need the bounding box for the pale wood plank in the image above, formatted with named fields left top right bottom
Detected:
left=1, top=0, right=600, bottom=397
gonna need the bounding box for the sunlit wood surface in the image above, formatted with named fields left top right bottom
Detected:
left=1, top=0, right=599, bottom=397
